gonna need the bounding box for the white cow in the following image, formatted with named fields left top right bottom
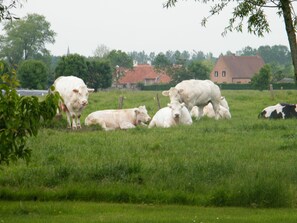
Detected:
left=191, top=96, right=231, bottom=119
left=148, top=102, right=192, bottom=128
left=84, top=106, right=151, bottom=131
left=162, top=79, right=221, bottom=120
left=53, top=75, right=94, bottom=129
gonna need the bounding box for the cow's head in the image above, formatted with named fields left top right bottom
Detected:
left=168, top=101, right=185, bottom=122
left=220, top=96, right=229, bottom=110
left=72, top=86, right=94, bottom=109
left=135, top=105, right=151, bottom=125
left=162, top=87, right=183, bottom=103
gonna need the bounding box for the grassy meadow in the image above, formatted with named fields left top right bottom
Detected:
left=1, top=89, right=297, bottom=208
left=1, top=201, right=297, bottom=223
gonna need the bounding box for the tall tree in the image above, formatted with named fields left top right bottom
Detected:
left=86, top=59, right=112, bottom=91
left=54, top=54, right=88, bottom=81
left=93, top=44, right=110, bottom=58
left=106, top=50, right=133, bottom=69
left=17, top=60, right=48, bottom=89
left=251, top=64, right=272, bottom=90
left=0, top=13, right=56, bottom=65
left=164, top=0, right=297, bottom=82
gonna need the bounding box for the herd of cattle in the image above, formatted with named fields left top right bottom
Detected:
left=52, top=76, right=297, bottom=130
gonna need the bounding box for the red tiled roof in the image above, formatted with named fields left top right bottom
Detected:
left=118, top=64, right=171, bottom=84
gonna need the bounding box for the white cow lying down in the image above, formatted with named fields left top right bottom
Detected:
left=148, top=102, right=192, bottom=128
left=162, top=79, right=222, bottom=119
left=84, top=106, right=151, bottom=131
left=191, top=96, right=231, bottom=119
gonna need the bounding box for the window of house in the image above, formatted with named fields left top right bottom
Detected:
left=214, top=71, right=218, bottom=77
left=222, top=71, right=226, bottom=77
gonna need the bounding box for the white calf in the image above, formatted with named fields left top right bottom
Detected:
left=148, top=102, right=192, bottom=128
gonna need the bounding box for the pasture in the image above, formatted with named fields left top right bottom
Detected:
left=1, top=90, right=297, bottom=209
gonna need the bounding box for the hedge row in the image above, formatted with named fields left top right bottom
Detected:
left=140, top=83, right=297, bottom=91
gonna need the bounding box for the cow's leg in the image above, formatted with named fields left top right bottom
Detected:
left=120, top=121, right=136, bottom=130
left=65, top=111, right=72, bottom=129
left=211, top=102, right=220, bottom=120
left=197, top=106, right=204, bottom=119
left=76, top=114, right=82, bottom=128
left=69, top=112, right=77, bottom=129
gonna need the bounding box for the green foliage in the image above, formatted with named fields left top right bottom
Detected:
left=0, top=0, right=21, bottom=22
left=0, top=13, right=56, bottom=65
left=0, top=61, right=20, bottom=87
left=0, top=84, right=60, bottom=165
left=152, top=53, right=172, bottom=68
left=54, top=54, right=88, bottom=80
left=86, top=59, right=112, bottom=90
left=165, top=60, right=211, bottom=84
left=251, top=64, right=272, bottom=90
left=17, top=60, right=48, bottom=89
left=106, top=50, right=133, bottom=69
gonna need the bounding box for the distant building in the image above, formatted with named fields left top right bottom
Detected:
left=210, top=54, right=265, bottom=83
left=116, top=64, right=171, bottom=88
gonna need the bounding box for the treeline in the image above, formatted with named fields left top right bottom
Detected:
left=0, top=13, right=295, bottom=90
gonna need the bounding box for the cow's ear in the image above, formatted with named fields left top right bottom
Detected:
left=134, top=108, right=140, bottom=115
left=73, top=89, right=79, bottom=93
left=178, top=89, right=184, bottom=94
left=168, top=103, right=172, bottom=108
left=162, top=91, right=169, bottom=96
left=88, top=88, right=95, bottom=92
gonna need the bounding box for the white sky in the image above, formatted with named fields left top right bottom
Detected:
left=6, top=0, right=295, bottom=57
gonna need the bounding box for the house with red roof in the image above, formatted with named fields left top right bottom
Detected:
left=210, top=54, right=265, bottom=83
left=116, top=64, right=171, bottom=88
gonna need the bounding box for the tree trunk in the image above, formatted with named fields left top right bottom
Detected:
left=280, top=0, right=297, bottom=82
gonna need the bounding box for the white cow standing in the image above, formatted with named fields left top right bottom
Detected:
left=162, top=79, right=222, bottom=120
left=84, top=106, right=151, bottom=131
left=148, top=101, right=192, bottom=128
left=53, top=75, right=94, bottom=129
left=191, top=96, right=231, bottom=119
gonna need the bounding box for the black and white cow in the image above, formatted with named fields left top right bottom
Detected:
left=258, top=103, right=297, bottom=119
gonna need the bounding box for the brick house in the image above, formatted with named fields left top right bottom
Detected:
left=117, top=64, right=171, bottom=88
left=210, top=55, right=265, bottom=83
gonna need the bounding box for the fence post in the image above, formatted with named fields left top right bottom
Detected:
left=118, top=96, right=124, bottom=109
left=269, top=84, right=274, bottom=100
left=156, top=93, right=161, bottom=110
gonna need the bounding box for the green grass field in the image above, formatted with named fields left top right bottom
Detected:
left=1, top=201, right=297, bottom=223
left=1, top=90, right=297, bottom=210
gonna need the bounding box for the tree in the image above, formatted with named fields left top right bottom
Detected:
left=188, top=60, right=210, bottom=80
left=0, top=13, right=56, bottom=65
left=0, top=61, right=60, bottom=164
left=169, top=60, right=210, bottom=84
left=86, top=59, right=112, bottom=91
left=106, top=50, right=133, bottom=69
left=152, top=53, right=172, bottom=68
left=17, top=60, right=48, bottom=89
left=54, top=54, right=88, bottom=81
left=0, top=60, right=19, bottom=87
left=258, top=45, right=292, bottom=65
left=0, top=0, right=21, bottom=22
left=164, top=0, right=297, bottom=82
left=251, top=64, right=272, bottom=90
left=237, top=46, right=258, bottom=56
left=93, top=44, right=110, bottom=58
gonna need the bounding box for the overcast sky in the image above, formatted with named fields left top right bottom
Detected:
left=8, top=0, right=296, bottom=57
